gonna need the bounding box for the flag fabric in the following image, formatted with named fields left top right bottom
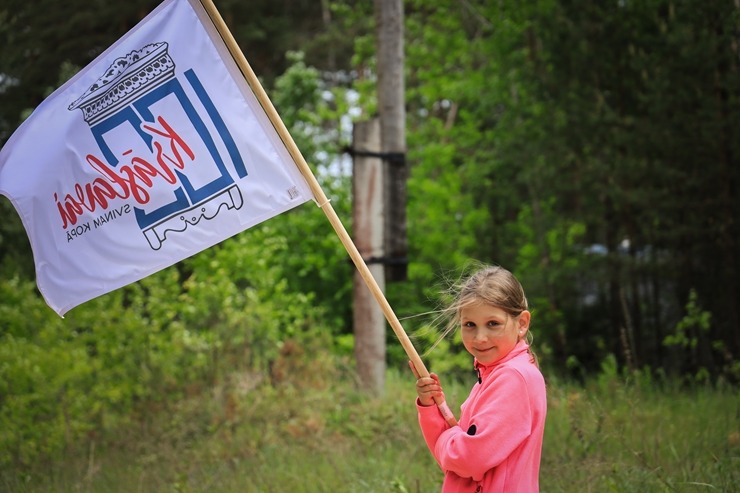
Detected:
left=0, top=0, right=313, bottom=316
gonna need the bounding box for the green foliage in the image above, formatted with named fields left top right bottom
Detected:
left=0, top=278, right=70, bottom=466
left=401, top=0, right=740, bottom=378
left=664, top=289, right=712, bottom=350
left=0, top=221, right=342, bottom=469
left=662, top=289, right=740, bottom=383
left=411, top=324, right=472, bottom=381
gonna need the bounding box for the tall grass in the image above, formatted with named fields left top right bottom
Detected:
left=543, top=373, right=738, bottom=492
left=2, top=360, right=737, bottom=493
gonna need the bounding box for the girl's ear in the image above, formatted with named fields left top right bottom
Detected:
left=518, top=310, right=531, bottom=332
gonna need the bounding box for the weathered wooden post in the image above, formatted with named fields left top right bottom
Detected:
left=352, top=118, right=386, bottom=395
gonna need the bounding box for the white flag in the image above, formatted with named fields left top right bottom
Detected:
left=0, top=0, right=312, bottom=315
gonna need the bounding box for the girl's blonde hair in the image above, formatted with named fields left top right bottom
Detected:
left=453, top=265, right=529, bottom=317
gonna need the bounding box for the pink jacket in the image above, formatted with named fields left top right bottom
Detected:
left=417, top=341, right=546, bottom=492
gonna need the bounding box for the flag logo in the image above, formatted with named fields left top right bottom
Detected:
left=63, top=41, right=247, bottom=250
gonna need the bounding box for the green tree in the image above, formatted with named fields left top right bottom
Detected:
left=400, top=0, right=739, bottom=376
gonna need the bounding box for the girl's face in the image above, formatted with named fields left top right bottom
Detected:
left=460, top=302, right=530, bottom=365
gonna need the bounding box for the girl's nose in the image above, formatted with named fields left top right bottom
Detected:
left=473, top=329, right=488, bottom=343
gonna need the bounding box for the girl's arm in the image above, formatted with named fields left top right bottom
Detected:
left=411, top=361, right=457, bottom=458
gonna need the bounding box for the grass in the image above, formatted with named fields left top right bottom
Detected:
left=2, top=364, right=738, bottom=493
left=542, top=376, right=739, bottom=492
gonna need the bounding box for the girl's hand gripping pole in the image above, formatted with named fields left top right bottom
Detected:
left=409, top=360, right=458, bottom=427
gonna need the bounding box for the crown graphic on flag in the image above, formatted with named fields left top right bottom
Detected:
left=68, top=42, right=176, bottom=125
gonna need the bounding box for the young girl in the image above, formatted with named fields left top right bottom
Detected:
left=410, top=265, right=546, bottom=493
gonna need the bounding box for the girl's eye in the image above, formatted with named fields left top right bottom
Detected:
left=463, top=321, right=476, bottom=328
left=487, top=320, right=501, bottom=328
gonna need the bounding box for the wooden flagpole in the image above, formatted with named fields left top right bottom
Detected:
left=197, top=0, right=456, bottom=426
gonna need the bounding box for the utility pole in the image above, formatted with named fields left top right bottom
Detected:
left=352, top=0, right=406, bottom=396
left=352, top=119, right=386, bottom=394
left=375, top=0, right=407, bottom=283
